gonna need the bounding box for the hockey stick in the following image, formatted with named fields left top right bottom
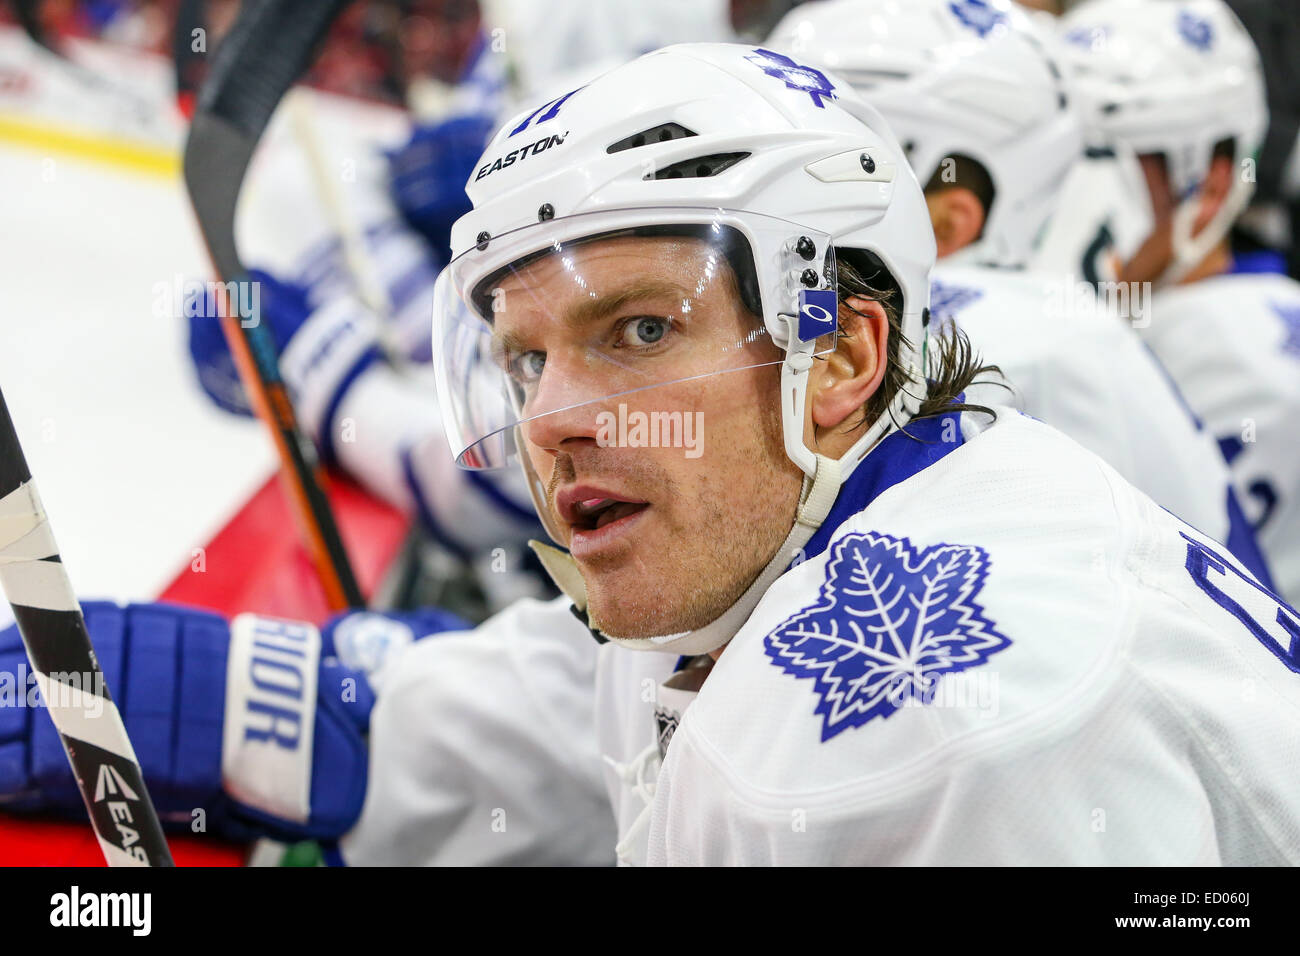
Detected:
left=0, top=386, right=173, bottom=867
left=286, top=91, right=394, bottom=322
left=183, top=0, right=364, bottom=612
left=284, top=90, right=413, bottom=372
left=172, top=0, right=207, bottom=118
left=6, top=0, right=54, bottom=52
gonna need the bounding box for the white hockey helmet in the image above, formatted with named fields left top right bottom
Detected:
left=435, top=42, right=932, bottom=478
left=766, top=0, right=1085, bottom=268
left=432, top=43, right=935, bottom=651
left=1059, top=0, right=1268, bottom=283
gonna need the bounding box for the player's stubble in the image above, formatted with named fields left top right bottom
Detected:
left=545, top=367, right=802, bottom=640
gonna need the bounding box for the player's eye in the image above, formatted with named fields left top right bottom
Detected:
left=509, top=350, right=546, bottom=384
left=616, top=316, right=671, bottom=349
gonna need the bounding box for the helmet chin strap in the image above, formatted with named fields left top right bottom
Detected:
left=1158, top=176, right=1254, bottom=289
left=529, top=454, right=841, bottom=656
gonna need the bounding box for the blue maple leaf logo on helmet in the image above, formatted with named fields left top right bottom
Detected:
left=1177, top=9, right=1214, bottom=51
left=745, top=48, right=837, bottom=108
left=949, top=0, right=1009, bottom=38
left=765, top=532, right=1011, bottom=741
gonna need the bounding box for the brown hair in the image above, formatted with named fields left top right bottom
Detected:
left=923, top=154, right=998, bottom=229
left=834, top=247, right=1004, bottom=436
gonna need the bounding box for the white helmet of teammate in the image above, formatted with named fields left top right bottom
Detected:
left=435, top=41, right=932, bottom=493
left=766, top=0, right=1084, bottom=269
left=1058, top=0, right=1268, bottom=284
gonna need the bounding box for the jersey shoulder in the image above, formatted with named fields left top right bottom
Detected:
left=658, top=411, right=1300, bottom=863
left=932, top=264, right=1137, bottom=361
left=1147, top=273, right=1300, bottom=404
left=681, top=412, right=1140, bottom=779
left=1151, top=273, right=1300, bottom=352
left=1157, top=270, right=1300, bottom=304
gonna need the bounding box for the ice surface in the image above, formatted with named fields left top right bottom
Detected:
left=0, top=143, right=274, bottom=601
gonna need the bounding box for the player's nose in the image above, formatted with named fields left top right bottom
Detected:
left=519, top=357, right=608, bottom=457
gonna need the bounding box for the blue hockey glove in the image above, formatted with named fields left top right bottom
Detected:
left=386, top=112, right=495, bottom=260
left=0, top=601, right=467, bottom=842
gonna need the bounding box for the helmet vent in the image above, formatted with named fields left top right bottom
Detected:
left=835, top=68, right=911, bottom=89
left=647, top=152, right=750, bottom=180
left=606, top=123, right=697, bottom=154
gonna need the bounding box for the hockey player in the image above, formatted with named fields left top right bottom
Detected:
left=1060, top=0, right=1300, bottom=604
left=766, top=0, right=1269, bottom=581
left=423, top=41, right=1300, bottom=864
left=8, top=42, right=1300, bottom=866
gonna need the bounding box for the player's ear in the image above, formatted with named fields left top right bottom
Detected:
left=807, top=295, right=889, bottom=453
left=1193, top=152, right=1237, bottom=235
left=925, top=187, right=986, bottom=258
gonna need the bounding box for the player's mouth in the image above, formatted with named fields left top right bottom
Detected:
left=555, top=485, right=650, bottom=560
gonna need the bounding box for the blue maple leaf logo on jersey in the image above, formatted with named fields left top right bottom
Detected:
left=765, top=532, right=1011, bottom=741
left=1271, top=300, right=1300, bottom=360
left=928, top=278, right=985, bottom=333
left=745, top=48, right=836, bottom=108
left=949, top=0, right=1008, bottom=38
left=1177, top=9, right=1214, bottom=51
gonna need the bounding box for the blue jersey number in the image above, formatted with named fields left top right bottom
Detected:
left=1181, top=533, right=1300, bottom=674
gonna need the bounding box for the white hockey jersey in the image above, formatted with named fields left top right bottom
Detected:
left=342, top=405, right=1300, bottom=866
left=644, top=406, right=1300, bottom=865
left=337, top=593, right=677, bottom=865
left=930, top=264, right=1268, bottom=581
left=1140, top=271, right=1300, bottom=605
left=338, top=595, right=614, bottom=865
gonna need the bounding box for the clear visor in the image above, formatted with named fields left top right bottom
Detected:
left=433, top=207, right=838, bottom=469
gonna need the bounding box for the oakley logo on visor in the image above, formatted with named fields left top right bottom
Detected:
left=798, top=288, right=838, bottom=342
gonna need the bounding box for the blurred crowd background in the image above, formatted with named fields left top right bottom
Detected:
left=0, top=1, right=822, bottom=102
left=2, top=0, right=1295, bottom=272
left=0, top=0, right=482, bottom=103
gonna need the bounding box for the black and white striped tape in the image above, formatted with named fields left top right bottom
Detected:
left=0, top=390, right=172, bottom=866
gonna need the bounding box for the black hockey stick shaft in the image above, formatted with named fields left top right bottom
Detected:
left=0, top=387, right=173, bottom=867
left=172, top=0, right=208, bottom=114
left=6, top=0, right=55, bottom=52
left=183, top=0, right=364, bottom=611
